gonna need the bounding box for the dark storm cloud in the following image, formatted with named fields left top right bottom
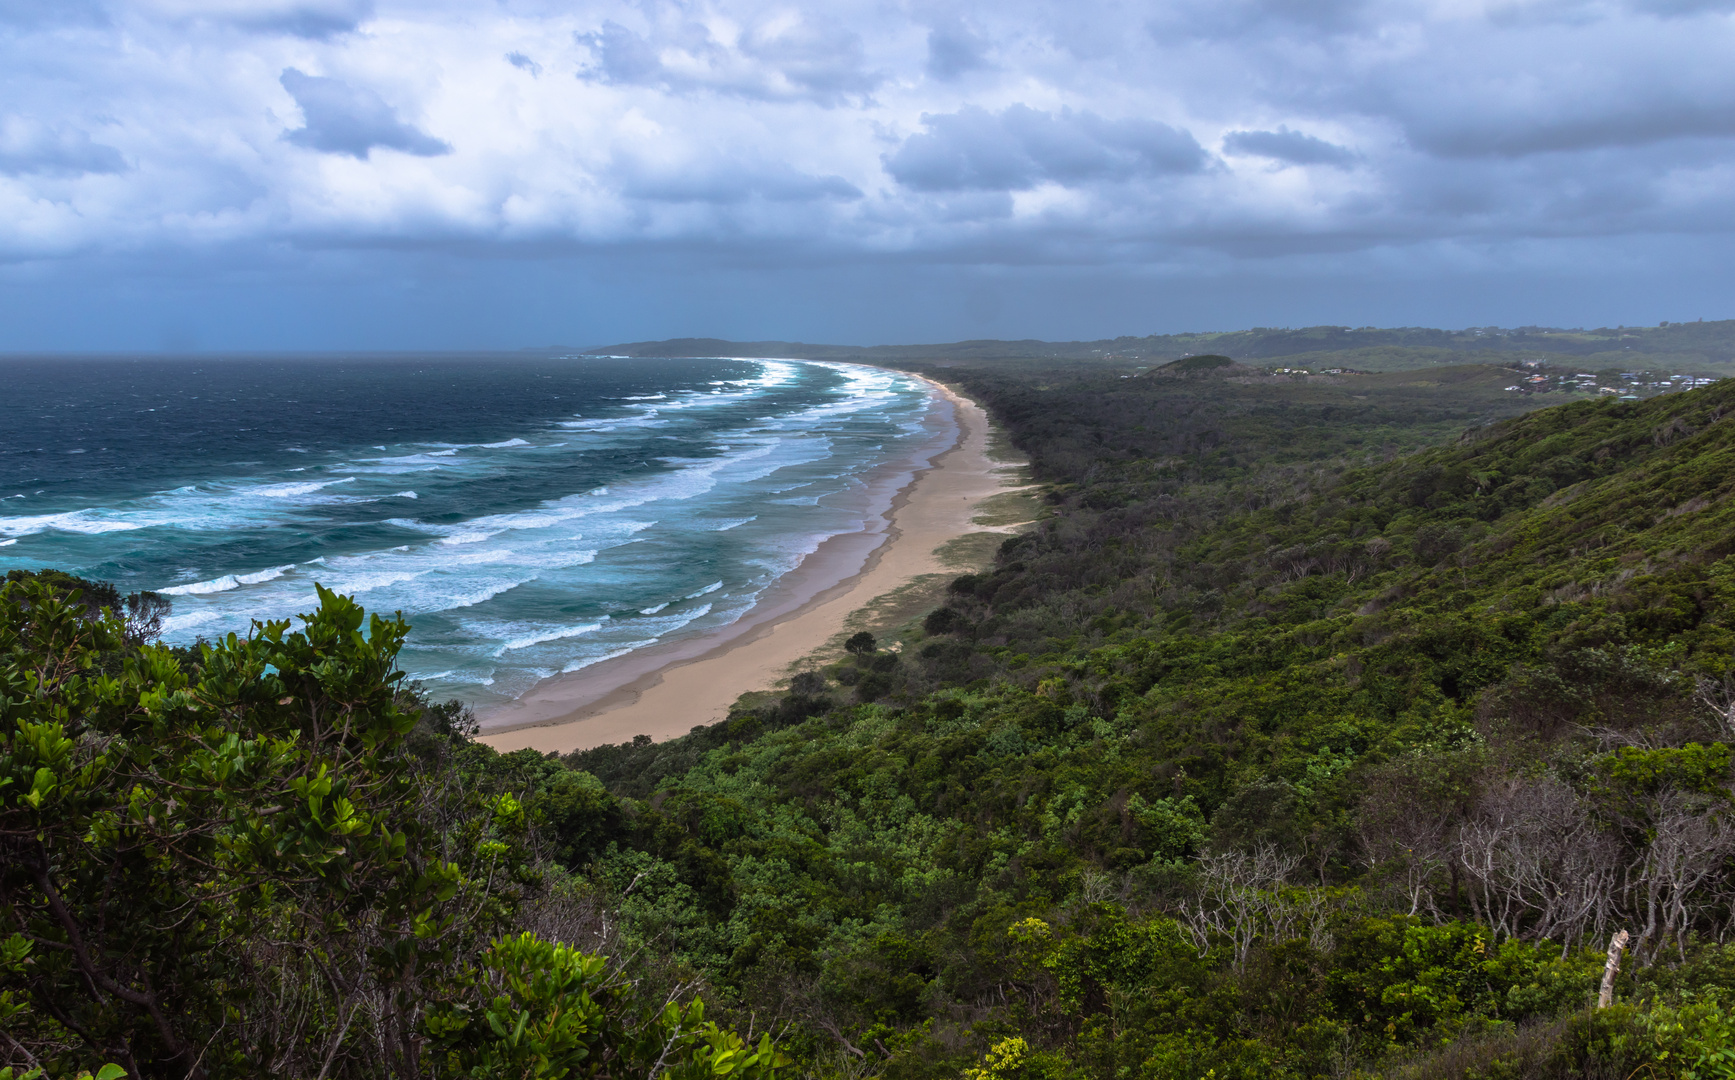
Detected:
left=279, top=68, right=450, bottom=158
left=885, top=105, right=1207, bottom=192
left=1222, top=127, right=1356, bottom=166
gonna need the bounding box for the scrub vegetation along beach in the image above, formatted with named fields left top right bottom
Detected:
left=12, top=332, right=1735, bottom=1078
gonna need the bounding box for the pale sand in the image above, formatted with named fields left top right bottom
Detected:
left=475, top=377, right=1025, bottom=754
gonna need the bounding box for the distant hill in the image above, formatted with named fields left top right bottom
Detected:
left=581, top=319, right=1735, bottom=374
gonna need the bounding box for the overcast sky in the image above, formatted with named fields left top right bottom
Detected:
left=1, top=0, right=1732, bottom=350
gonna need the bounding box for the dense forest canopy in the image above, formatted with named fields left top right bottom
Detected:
left=9, top=352, right=1735, bottom=1079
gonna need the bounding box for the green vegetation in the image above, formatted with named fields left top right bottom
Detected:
left=11, top=350, right=1735, bottom=1079
left=0, top=574, right=785, bottom=1079
left=548, top=359, right=1735, bottom=1079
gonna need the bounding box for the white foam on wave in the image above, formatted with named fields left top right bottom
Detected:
left=492, top=621, right=604, bottom=657
left=247, top=477, right=356, bottom=498
left=558, top=414, right=662, bottom=433
left=347, top=463, right=445, bottom=476
left=325, top=568, right=431, bottom=596
left=0, top=538, right=15, bottom=547
left=160, top=610, right=222, bottom=634
left=559, top=375, right=773, bottom=434
left=393, top=442, right=777, bottom=549
left=562, top=641, right=657, bottom=673
left=685, top=581, right=723, bottom=599
left=441, top=576, right=535, bottom=610
left=748, top=360, right=800, bottom=388
left=638, top=602, right=669, bottom=615
left=0, top=509, right=149, bottom=537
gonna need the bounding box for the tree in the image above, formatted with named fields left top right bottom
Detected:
left=842, top=632, right=876, bottom=656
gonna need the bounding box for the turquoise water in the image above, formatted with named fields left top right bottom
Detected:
left=0, top=355, right=936, bottom=705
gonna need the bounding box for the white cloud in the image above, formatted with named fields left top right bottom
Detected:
left=0, top=0, right=1729, bottom=280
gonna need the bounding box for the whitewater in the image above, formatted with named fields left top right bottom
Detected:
left=0, top=354, right=936, bottom=706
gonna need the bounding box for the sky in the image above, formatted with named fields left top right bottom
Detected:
left=1, top=0, right=1733, bottom=350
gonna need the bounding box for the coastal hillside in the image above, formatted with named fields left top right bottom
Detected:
left=9, top=359, right=1735, bottom=1078
left=535, top=364, right=1735, bottom=1078
left=586, top=318, right=1735, bottom=374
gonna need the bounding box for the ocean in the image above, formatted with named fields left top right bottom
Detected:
left=0, top=354, right=937, bottom=707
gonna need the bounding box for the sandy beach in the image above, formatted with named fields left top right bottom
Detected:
left=476, top=375, right=1025, bottom=754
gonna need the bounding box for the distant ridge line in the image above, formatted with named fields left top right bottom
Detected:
left=579, top=320, right=1735, bottom=366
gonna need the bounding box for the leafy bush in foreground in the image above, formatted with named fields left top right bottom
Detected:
left=0, top=575, right=774, bottom=1079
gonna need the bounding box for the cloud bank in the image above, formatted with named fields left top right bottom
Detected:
left=0, top=0, right=1730, bottom=346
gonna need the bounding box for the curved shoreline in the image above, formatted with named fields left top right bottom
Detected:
left=475, top=375, right=1022, bottom=754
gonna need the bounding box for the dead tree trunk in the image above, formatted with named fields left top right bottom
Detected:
left=1598, top=930, right=1629, bottom=1008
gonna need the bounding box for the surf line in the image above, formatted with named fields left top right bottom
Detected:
left=476, top=373, right=1022, bottom=754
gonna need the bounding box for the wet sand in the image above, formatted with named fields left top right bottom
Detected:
left=475, top=377, right=1023, bottom=754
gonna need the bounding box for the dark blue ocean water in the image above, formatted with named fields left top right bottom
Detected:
left=0, top=355, right=935, bottom=704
